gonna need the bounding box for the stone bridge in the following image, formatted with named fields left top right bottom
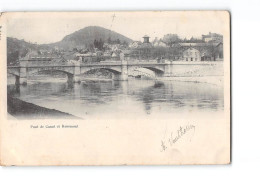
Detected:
left=7, top=60, right=173, bottom=85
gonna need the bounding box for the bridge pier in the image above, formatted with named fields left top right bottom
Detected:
left=15, top=75, right=20, bottom=85
left=67, top=74, right=81, bottom=84
left=19, top=77, right=27, bottom=85
left=66, top=62, right=81, bottom=84
left=120, top=60, right=128, bottom=81
left=67, top=74, right=74, bottom=84
left=16, top=67, right=27, bottom=85
left=110, top=60, right=128, bottom=81
left=74, top=75, right=81, bottom=83
left=15, top=60, right=28, bottom=85
left=163, top=61, right=174, bottom=77
left=74, top=61, right=81, bottom=83
left=112, top=73, right=126, bottom=81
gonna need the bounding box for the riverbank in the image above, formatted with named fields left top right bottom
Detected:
left=7, top=95, right=80, bottom=119
left=158, top=76, right=224, bottom=86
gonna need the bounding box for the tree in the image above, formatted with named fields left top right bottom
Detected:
left=187, top=36, right=204, bottom=43
left=151, top=47, right=167, bottom=59
left=107, top=37, right=112, bottom=44
left=207, top=42, right=217, bottom=60
left=162, top=34, right=180, bottom=46
left=88, top=43, right=95, bottom=52
left=190, top=36, right=195, bottom=42
left=99, top=38, right=104, bottom=50
left=93, top=39, right=104, bottom=50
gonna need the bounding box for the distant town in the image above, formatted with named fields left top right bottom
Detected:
left=7, top=26, right=223, bottom=66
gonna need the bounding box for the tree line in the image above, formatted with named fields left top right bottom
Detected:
left=159, top=34, right=205, bottom=46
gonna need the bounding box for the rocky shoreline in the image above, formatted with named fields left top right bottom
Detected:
left=7, top=95, right=80, bottom=119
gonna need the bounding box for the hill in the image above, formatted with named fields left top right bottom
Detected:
left=7, top=26, right=133, bottom=64
left=46, top=26, right=133, bottom=50
left=7, top=37, right=38, bottom=65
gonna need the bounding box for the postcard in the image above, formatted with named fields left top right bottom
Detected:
left=0, top=11, right=230, bottom=165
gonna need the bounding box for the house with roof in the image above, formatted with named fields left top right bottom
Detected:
left=182, top=47, right=201, bottom=61
left=111, top=52, right=118, bottom=58
left=172, top=42, right=223, bottom=61
left=153, top=40, right=167, bottom=47
left=61, top=51, right=79, bottom=61
left=202, top=32, right=223, bottom=43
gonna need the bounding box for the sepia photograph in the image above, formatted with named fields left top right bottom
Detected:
left=0, top=11, right=230, bottom=165
left=6, top=12, right=226, bottom=119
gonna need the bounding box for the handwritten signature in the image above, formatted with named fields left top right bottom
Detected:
left=161, top=124, right=195, bottom=152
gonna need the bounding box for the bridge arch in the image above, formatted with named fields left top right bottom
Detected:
left=27, top=67, right=74, bottom=76
left=129, top=66, right=165, bottom=77
left=80, top=67, right=122, bottom=75
left=142, top=66, right=164, bottom=75
left=27, top=68, right=76, bottom=84
left=28, top=69, right=73, bottom=77
left=7, top=68, right=20, bottom=77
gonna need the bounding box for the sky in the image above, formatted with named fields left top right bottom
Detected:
left=5, top=11, right=228, bottom=44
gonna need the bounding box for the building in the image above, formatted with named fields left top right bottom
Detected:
left=183, top=47, right=201, bottom=61
left=20, top=50, right=61, bottom=65
left=143, top=35, right=150, bottom=43
left=202, top=32, right=223, bottom=43
left=111, top=52, right=118, bottom=58
left=139, top=35, right=153, bottom=49
left=103, top=51, right=112, bottom=57
left=129, top=41, right=142, bottom=48
left=153, top=39, right=167, bottom=47
left=172, top=42, right=223, bottom=61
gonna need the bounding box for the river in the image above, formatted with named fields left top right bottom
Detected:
left=7, top=77, right=224, bottom=119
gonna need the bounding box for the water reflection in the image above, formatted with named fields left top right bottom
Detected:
left=7, top=77, right=224, bottom=117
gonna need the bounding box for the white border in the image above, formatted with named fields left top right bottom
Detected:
left=1, top=0, right=260, bottom=175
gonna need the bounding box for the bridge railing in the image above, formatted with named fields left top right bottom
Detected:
left=80, top=61, right=122, bottom=66
left=7, top=59, right=171, bottom=68
left=26, top=63, right=74, bottom=67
